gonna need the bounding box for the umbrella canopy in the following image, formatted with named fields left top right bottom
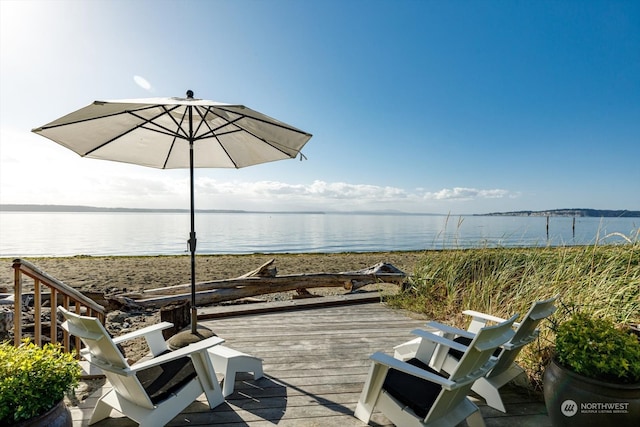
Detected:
left=33, top=92, right=311, bottom=169
left=32, top=90, right=313, bottom=334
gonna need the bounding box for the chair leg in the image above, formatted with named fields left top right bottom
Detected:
left=466, top=410, right=486, bottom=427
left=190, top=349, right=225, bottom=408
left=471, top=377, right=506, bottom=413
left=253, top=360, right=264, bottom=380
left=354, top=362, right=388, bottom=424
left=88, top=398, right=113, bottom=425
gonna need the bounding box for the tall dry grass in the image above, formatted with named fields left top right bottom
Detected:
left=386, top=232, right=639, bottom=389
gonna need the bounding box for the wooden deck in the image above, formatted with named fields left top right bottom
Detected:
left=70, top=298, right=550, bottom=426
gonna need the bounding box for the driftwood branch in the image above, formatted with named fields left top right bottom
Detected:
left=238, top=259, right=277, bottom=278
left=113, top=261, right=405, bottom=309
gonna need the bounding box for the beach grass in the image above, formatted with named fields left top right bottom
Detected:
left=385, top=236, right=640, bottom=389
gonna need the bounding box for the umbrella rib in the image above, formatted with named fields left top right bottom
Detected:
left=191, top=106, right=210, bottom=138
left=208, top=106, right=310, bottom=158
left=216, top=105, right=311, bottom=137
left=193, top=107, right=293, bottom=160
left=128, top=106, right=190, bottom=139
left=193, top=106, right=241, bottom=168
left=191, top=106, right=243, bottom=139
left=160, top=106, right=190, bottom=169
left=84, top=105, right=188, bottom=156
left=34, top=108, right=137, bottom=132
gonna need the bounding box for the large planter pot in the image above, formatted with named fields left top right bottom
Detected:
left=12, top=400, right=72, bottom=427
left=544, top=359, right=640, bottom=427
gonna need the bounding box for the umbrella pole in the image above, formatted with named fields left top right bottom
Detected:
left=189, top=146, right=197, bottom=335
left=171, top=132, right=215, bottom=347
left=188, top=105, right=198, bottom=335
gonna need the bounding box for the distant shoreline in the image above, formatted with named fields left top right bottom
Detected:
left=1, top=204, right=639, bottom=217
left=479, top=208, right=640, bottom=218
left=0, top=204, right=324, bottom=215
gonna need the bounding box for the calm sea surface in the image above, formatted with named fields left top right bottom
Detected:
left=0, top=212, right=637, bottom=257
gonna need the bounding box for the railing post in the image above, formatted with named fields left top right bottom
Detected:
left=63, top=295, right=70, bottom=353
left=34, top=279, right=41, bottom=346
left=51, top=289, right=58, bottom=345
left=13, top=261, right=22, bottom=346
left=74, top=302, right=81, bottom=357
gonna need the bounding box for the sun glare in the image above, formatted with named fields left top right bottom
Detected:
left=133, top=75, right=152, bottom=91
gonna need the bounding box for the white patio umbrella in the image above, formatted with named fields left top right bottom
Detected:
left=32, top=90, right=313, bottom=336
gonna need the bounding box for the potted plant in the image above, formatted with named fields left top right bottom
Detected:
left=0, top=339, right=80, bottom=426
left=543, top=312, right=640, bottom=427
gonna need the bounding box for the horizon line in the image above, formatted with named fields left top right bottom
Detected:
left=1, top=204, right=639, bottom=218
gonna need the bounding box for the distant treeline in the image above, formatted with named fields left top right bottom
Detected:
left=481, top=209, right=640, bottom=218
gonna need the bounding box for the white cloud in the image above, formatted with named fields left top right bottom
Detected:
left=423, top=187, right=512, bottom=201
left=192, top=179, right=516, bottom=211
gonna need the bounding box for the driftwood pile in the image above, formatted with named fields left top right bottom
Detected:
left=110, top=259, right=406, bottom=309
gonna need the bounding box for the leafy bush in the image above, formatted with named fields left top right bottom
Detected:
left=0, top=339, right=80, bottom=424
left=555, top=312, right=640, bottom=383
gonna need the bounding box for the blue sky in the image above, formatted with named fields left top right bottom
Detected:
left=1, top=0, right=638, bottom=214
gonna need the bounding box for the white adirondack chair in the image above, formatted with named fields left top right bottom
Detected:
left=355, top=314, right=517, bottom=427
left=394, top=296, right=557, bottom=412
left=59, top=307, right=226, bottom=427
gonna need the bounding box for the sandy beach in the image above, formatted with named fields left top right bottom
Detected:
left=2, top=251, right=425, bottom=294
left=3, top=252, right=426, bottom=366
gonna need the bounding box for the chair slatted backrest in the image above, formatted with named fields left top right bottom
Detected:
left=59, top=307, right=155, bottom=409
left=488, top=296, right=557, bottom=377
left=425, top=314, right=517, bottom=423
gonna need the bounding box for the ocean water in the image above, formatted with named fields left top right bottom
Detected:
left=0, top=212, right=637, bottom=257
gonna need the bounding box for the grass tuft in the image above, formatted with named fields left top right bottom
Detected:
left=385, top=236, right=639, bottom=390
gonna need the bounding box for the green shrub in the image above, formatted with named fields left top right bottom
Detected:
left=0, top=339, right=80, bottom=424
left=555, top=312, right=640, bottom=383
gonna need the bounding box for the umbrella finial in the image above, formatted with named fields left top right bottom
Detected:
left=186, top=90, right=194, bottom=99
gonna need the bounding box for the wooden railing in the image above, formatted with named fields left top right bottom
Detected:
left=12, top=258, right=105, bottom=355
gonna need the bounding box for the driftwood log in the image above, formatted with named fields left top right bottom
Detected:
left=112, top=260, right=405, bottom=309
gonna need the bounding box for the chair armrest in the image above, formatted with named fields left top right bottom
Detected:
left=425, top=321, right=476, bottom=339
left=85, top=336, right=225, bottom=376
left=507, top=329, right=540, bottom=349
left=111, top=322, right=174, bottom=344
left=462, top=310, right=507, bottom=324
left=393, top=337, right=421, bottom=360
left=370, top=352, right=456, bottom=390
left=112, top=321, right=174, bottom=356
left=80, top=355, right=131, bottom=375
left=131, top=336, right=225, bottom=372
left=393, top=337, right=421, bottom=351
left=410, top=329, right=469, bottom=354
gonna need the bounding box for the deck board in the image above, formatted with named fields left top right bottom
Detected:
left=70, top=301, right=550, bottom=426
